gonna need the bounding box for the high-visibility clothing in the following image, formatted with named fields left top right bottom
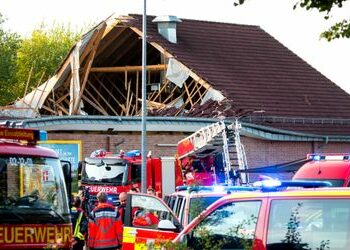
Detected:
left=88, top=203, right=122, bottom=249
left=74, top=211, right=85, bottom=240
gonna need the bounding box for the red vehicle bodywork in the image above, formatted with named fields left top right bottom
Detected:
left=173, top=188, right=350, bottom=250
left=122, top=192, right=181, bottom=250
left=0, top=127, right=72, bottom=249
left=80, top=152, right=183, bottom=205
left=293, top=153, right=350, bottom=187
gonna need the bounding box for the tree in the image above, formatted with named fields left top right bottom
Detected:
left=15, top=23, right=82, bottom=97
left=233, top=0, right=350, bottom=41
left=0, top=14, right=21, bottom=106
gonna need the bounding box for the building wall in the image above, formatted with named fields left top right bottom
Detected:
left=48, top=131, right=350, bottom=181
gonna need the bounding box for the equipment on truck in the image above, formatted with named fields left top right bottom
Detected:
left=176, top=120, right=249, bottom=186
left=78, top=150, right=183, bottom=207
left=0, top=123, right=72, bottom=249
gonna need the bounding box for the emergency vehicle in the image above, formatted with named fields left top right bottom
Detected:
left=172, top=180, right=350, bottom=250
left=119, top=185, right=256, bottom=249
left=78, top=150, right=183, bottom=206
left=176, top=120, right=249, bottom=187
left=293, top=153, right=350, bottom=187
left=0, top=124, right=72, bottom=249
left=165, top=185, right=256, bottom=227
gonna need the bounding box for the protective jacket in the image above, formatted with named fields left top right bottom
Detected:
left=72, top=207, right=88, bottom=240
left=88, top=202, right=122, bottom=249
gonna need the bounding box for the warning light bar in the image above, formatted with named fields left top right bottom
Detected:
left=175, top=185, right=256, bottom=193
left=308, top=154, right=350, bottom=161
left=0, top=127, right=47, bottom=142
left=253, top=180, right=332, bottom=191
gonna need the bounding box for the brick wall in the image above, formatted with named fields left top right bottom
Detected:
left=48, top=131, right=350, bottom=176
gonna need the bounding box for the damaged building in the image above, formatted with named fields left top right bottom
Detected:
left=2, top=14, right=350, bottom=172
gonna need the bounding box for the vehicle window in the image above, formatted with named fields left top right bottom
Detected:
left=84, top=159, right=126, bottom=183
left=188, top=196, right=222, bottom=223
left=130, top=163, right=141, bottom=183
left=188, top=201, right=261, bottom=250
left=176, top=197, right=186, bottom=225
left=173, top=196, right=185, bottom=218
left=0, top=156, right=70, bottom=224
left=267, top=199, right=350, bottom=250
left=131, top=195, right=179, bottom=229
left=165, top=195, right=176, bottom=211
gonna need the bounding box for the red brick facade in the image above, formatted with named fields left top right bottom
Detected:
left=48, top=131, right=350, bottom=169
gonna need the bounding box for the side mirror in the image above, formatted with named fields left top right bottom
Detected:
left=77, top=161, right=83, bottom=181
left=61, top=160, right=72, bottom=206
left=157, top=219, right=177, bottom=231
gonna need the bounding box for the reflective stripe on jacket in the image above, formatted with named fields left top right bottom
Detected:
left=73, top=211, right=84, bottom=240
left=88, top=203, right=122, bottom=249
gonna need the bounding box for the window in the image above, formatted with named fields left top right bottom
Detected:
left=188, top=201, right=261, bottom=250
left=267, top=199, right=350, bottom=250
left=188, top=196, right=222, bottom=223
left=130, top=194, right=179, bottom=229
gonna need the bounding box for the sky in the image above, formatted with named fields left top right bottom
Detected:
left=1, top=0, right=349, bottom=93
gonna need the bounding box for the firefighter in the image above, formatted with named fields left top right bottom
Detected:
left=132, top=208, right=159, bottom=227
left=117, top=192, right=127, bottom=224
left=146, top=187, right=156, bottom=196
left=88, top=191, right=122, bottom=250
left=71, top=196, right=88, bottom=250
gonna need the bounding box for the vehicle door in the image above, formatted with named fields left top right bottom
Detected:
left=177, top=199, right=262, bottom=250
left=122, top=193, right=182, bottom=250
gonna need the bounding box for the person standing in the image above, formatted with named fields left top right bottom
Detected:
left=117, top=192, right=127, bottom=224
left=88, top=191, right=122, bottom=250
left=71, top=196, right=88, bottom=250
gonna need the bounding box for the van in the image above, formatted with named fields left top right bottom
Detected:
left=293, top=153, right=350, bottom=187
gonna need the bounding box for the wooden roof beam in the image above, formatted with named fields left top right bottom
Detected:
left=90, top=64, right=166, bottom=73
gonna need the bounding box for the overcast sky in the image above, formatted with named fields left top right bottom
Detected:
left=1, top=0, right=349, bottom=93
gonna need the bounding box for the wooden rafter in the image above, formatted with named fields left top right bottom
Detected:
left=84, top=89, right=108, bottom=115
left=87, top=80, right=119, bottom=115
left=149, top=79, right=169, bottom=102
left=96, top=27, right=126, bottom=57
left=105, top=76, right=128, bottom=104
left=92, top=74, right=127, bottom=114
left=72, top=23, right=107, bottom=114
left=110, top=31, right=138, bottom=65
left=90, top=64, right=166, bottom=73
left=82, top=95, right=107, bottom=115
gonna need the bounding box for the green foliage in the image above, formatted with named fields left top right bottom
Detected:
left=15, top=22, right=82, bottom=97
left=321, top=19, right=350, bottom=40
left=0, top=14, right=84, bottom=106
left=0, top=14, right=21, bottom=105
left=233, top=0, right=350, bottom=41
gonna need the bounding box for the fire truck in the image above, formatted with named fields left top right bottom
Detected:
left=0, top=124, right=72, bottom=249
left=293, top=153, right=350, bottom=187
left=176, top=120, right=249, bottom=187
left=78, top=150, right=183, bottom=206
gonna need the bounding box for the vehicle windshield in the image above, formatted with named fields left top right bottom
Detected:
left=0, top=156, right=70, bottom=223
left=82, top=158, right=127, bottom=184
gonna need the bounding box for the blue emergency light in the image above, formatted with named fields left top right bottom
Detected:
left=175, top=185, right=257, bottom=193
left=125, top=150, right=141, bottom=157
left=253, top=179, right=332, bottom=192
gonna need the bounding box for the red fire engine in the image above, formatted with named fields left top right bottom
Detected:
left=176, top=120, right=248, bottom=186
left=0, top=123, right=72, bottom=249
left=78, top=149, right=183, bottom=206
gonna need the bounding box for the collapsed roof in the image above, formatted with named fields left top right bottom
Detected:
left=3, top=14, right=350, bottom=136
